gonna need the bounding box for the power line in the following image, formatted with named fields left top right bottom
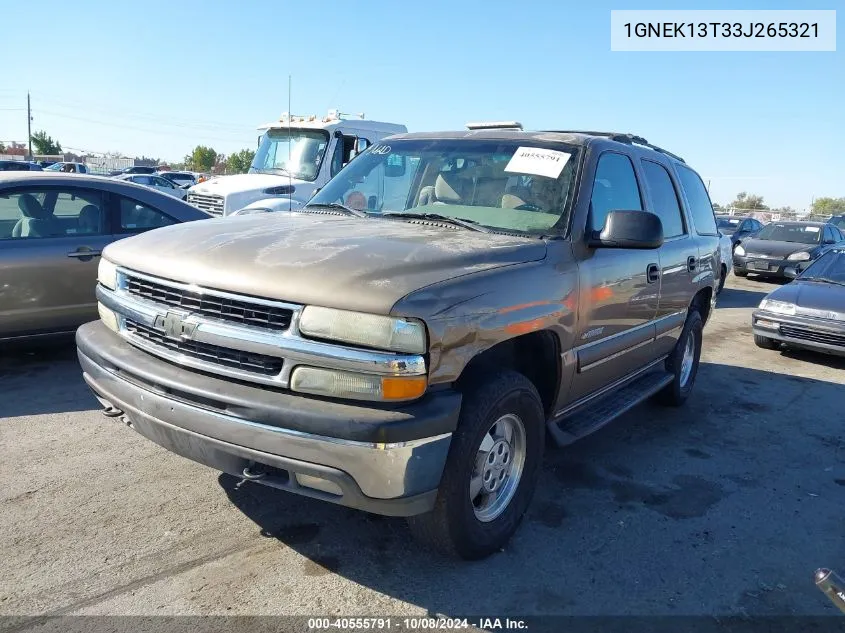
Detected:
left=34, top=109, right=251, bottom=144
left=32, top=91, right=256, bottom=131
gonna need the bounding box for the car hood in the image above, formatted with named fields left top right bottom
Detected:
left=188, top=173, right=308, bottom=196
left=103, top=213, right=548, bottom=314
left=741, top=239, right=817, bottom=257
left=767, top=280, right=845, bottom=317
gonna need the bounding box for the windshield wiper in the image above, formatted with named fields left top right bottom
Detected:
left=802, top=277, right=845, bottom=287
left=304, top=202, right=369, bottom=218
left=381, top=212, right=491, bottom=233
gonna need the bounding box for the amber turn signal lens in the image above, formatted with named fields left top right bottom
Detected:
left=381, top=376, right=427, bottom=400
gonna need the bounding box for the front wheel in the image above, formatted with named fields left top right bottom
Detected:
left=407, top=370, right=545, bottom=560
left=655, top=310, right=703, bottom=407
left=754, top=334, right=779, bottom=350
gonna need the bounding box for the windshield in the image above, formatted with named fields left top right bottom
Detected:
left=800, top=249, right=845, bottom=282
left=308, top=139, right=579, bottom=235
left=829, top=216, right=845, bottom=229
left=716, top=217, right=741, bottom=233
left=250, top=128, right=330, bottom=181
left=45, top=163, right=63, bottom=171
left=755, top=223, right=822, bottom=245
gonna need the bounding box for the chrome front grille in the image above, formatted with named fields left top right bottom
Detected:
left=780, top=325, right=845, bottom=348
left=126, top=274, right=293, bottom=330
left=125, top=319, right=284, bottom=375
left=187, top=192, right=224, bottom=215
left=98, top=268, right=427, bottom=388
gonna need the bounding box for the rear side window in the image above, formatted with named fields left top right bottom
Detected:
left=589, top=152, right=642, bottom=231
left=118, top=197, right=176, bottom=232
left=676, top=165, right=718, bottom=235
left=640, top=160, right=685, bottom=238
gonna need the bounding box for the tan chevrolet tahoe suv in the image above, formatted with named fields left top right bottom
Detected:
left=77, top=125, right=721, bottom=559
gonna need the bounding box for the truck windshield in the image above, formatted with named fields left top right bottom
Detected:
left=308, top=138, right=580, bottom=236
left=250, top=129, right=330, bottom=181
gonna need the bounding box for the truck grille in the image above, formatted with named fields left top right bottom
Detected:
left=126, top=275, right=293, bottom=330
left=780, top=325, right=845, bottom=348
left=125, top=319, right=284, bottom=376
left=187, top=192, right=224, bottom=215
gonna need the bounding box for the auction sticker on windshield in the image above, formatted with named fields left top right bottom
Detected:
left=505, top=147, right=571, bottom=179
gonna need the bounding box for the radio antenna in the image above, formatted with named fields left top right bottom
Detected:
left=287, top=74, right=292, bottom=212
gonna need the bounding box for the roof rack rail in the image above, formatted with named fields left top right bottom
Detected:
left=466, top=121, right=523, bottom=131
left=544, top=130, right=685, bottom=163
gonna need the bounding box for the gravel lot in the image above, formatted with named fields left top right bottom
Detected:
left=2, top=274, right=845, bottom=623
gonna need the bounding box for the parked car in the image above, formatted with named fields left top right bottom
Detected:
left=717, top=231, right=733, bottom=294
left=109, top=165, right=159, bottom=177
left=752, top=247, right=845, bottom=356
left=827, top=215, right=845, bottom=232
left=0, top=160, right=43, bottom=172
left=77, top=126, right=720, bottom=559
left=0, top=172, right=210, bottom=342
left=156, top=171, right=197, bottom=189
left=716, top=214, right=764, bottom=251
left=115, top=174, right=188, bottom=200
left=733, top=221, right=845, bottom=279
left=44, top=162, right=88, bottom=174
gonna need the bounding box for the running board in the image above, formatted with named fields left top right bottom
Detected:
left=548, top=369, right=673, bottom=446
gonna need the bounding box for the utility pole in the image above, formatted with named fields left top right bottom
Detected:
left=26, top=92, right=32, bottom=160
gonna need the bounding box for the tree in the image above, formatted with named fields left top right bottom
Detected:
left=731, top=191, right=768, bottom=210
left=30, top=130, right=63, bottom=155
left=0, top=141, right=5, bottom=153
left=185, top=145, right=217, bottom=172
left=227, top=149, right=255, bottom=174
left=811, top=197, right=845, bottom=216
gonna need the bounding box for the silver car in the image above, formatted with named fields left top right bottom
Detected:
left=0, top=172, right=210, bottom=342
left=115, top=174, right=189, bottom=200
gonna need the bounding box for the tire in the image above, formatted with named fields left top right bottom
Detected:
left=734, top=270, right=748, bottom=278
left=407, top=370, right=545, bottom=560
left=716, top=265, right=727, bottom=295
left=754, top=334, right=779, bottom=350
left=655, top=309, right=703, bottom=407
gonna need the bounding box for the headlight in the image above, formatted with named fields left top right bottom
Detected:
left=290, top=366, right=427, bottom=401
left=787, top=251, right=811, bottom=261
left=97, top=258, right=118, bottom=290
left=231, top=207, right=271, bottom=216
left=758, top=299, right=796, bottom=315
left=734, top=245, right=746, bottom=256
left=298, top=306, right=426, bottom=354
left=97, top=302, right=119, bottom=332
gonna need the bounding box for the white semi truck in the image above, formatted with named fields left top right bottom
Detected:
left=186, top=110, right=407, bottom=216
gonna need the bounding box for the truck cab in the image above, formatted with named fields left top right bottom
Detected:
left=186, top=110, right=407, bottom=216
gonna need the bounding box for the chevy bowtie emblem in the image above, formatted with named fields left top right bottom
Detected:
left=154, top=311, right=197, bottom=341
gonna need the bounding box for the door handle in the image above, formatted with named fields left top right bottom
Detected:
left=647, top=263, right=660, bottom=283
left=687, top=256, right=698, bottom=272
left=67, top=248, right=102, bottom=259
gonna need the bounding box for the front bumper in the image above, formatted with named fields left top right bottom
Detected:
left=752, top=310, right=845, bottom=357
left=733, top=254, right=810, bottom=277
left=76, top=321, right=461, bottom=516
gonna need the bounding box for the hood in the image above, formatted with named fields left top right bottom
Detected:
left=188, top=173, right=309, bottom=196
left=767, top=280, right=845, bottom=317
left=742, top=238, right=817, bottom=257
left=103, top=213, right=548, bottom=315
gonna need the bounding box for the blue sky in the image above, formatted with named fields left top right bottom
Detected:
left=1, top=0, right=841, bottom=209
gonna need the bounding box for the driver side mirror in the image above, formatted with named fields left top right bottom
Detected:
left=588, top=210, right=664, bottom=249
left=784, top=266, right=799, bottom=279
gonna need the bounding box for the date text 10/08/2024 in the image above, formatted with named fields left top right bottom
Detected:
left=307, top=617, right=529, bottom=630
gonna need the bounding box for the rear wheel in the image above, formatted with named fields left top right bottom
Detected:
left=656, top=310, right=703, bottom=407
left=407, top=370, right=545, bottom=560
left=754, top=334, right=779, bottom=350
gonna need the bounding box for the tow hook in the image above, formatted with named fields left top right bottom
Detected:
left=236, top=464, right=267, bottom=489
left=102, top=406, right=123, bottom=418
